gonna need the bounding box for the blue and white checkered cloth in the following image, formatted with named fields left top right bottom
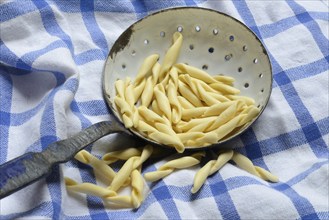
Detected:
left=1, top=0, right=328, bottom=219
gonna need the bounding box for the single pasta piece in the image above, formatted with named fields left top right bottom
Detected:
left=231, top=152, right=279, bottom=182
left=177, top=132, right=205, bottom=144
left=151, top=99, right=163, bottom=116
left=141, top=77, right=154, bottom=107
left=102, top=147, right=142, bottom=164
left=188, top=120, right=214, bottom=133
left=227, top=95, right=255, bottom=106
left=115, top=79, right=125, bottom=99
left=134, top=54, right=159, bottom=85
left=149, top=131, right=184, bottom=153
left=167, top=81, right=182, bottom=124
left=202, top=101, right=236, bottom=117
left=130, top=169, right=144, bottom=208
left=114, top=96, right=134, bottom=128
left=205, top=100, right=245, bottom=132
left=182, top=107, right=209, bottom=120
left=213, top=75, right=235, bottom=85
left=237, top=106, right=260, bottom=127
left=177, top=116, right=217, bottom=132
left=191, top=150, right=234, bottom=193
left=208, top=92, right=231, bottom=102
left=196, top=78, right=222, bottom=94
left=125, top=84, right=135, bottom=107
left=178, top=81, right=204, bottom=107
left=144, top=152, right=205, bottom=182
left=195, top=80, right=221, bottom=106
left=138, top=106, right=166, bottom=124
left=212, top=114, right=246, bottom=141
left=65, top=178, right=117, bottom=198
left=154, top=84, right=172, bottom=121
left=137, top=120, right=158, bottom=135
left=75, top=150, right=116, bottom=184
left=151, top=62, right=161, bottom=85
left=254, top=166, right=279, bottom=182
left=209, top=82, right=240, bottom=95
left=175, top=63, right=217, bottom=84
left=159, top=32, right=183, bottom=80
left=133, top=78, right=146, bottom=101
left=108, top=145, right=153, bottom=192
left=180, top=74, right=201, bottom=99
left=177, top=96, right=195, bottom=109
left=169, top=67, right=179, bottom=89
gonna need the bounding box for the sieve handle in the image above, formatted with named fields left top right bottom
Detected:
left=0, top=120, right=127, bottom=199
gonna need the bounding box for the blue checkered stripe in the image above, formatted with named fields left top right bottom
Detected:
left=0, top=0, right=328, bottom=219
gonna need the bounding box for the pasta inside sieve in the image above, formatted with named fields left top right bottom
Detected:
left=103, top=7, right=273, bottom=149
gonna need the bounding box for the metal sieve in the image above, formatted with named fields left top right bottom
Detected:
left=103, top=7, right=273, bottom=149
left=0, top=7, right=272, bottom=199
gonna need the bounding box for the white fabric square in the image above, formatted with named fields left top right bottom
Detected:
left=247, top=1, right=295, bottom=26
left=0, top=10, right=59, bottom=58
left=299, top=1, right=329, bottom=12
left=95, top=12, right=138, bottom=48
left=7, top=113, right=43, bottom=160
left=264, top=24, right=324, bottom=70
left=50, top=4, right=99, bottom=55
left=263, top=143, right=318, bottom=182
left=175, top=197, right=222, bottom=219
left=253, top=87, right=301, bottom=141
left=200, top=1, right=243, bottom=23
left=0, top=178, right=50, bottom=215
left=292, top=163, right=329, bottom=212
left=317, top=20, right=329, bottom=40
left=138, top=201, right=168, bottom=219
left=74, top=60, right=104, bottom=102
left=293, top=72, right=328, bottom=122
left=229, top=185, right=300, bottom=219
left=10, top=72, right=56, bottom=113
left=33, top=47, right=78, bottom=76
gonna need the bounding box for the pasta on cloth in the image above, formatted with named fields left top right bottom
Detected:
left=0, top=1, right=328, bottom=219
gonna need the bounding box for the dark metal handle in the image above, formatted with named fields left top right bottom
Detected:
left=0, top=120, right=126, bottom=199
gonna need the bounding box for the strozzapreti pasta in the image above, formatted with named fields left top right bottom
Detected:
left=113, top=32, right=260, bottom=152
left=65, top=145, right=279, bottom=208
left=64, top=32, right=276, bottom=209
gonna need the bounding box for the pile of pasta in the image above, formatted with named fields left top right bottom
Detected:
left=114, top=32, right=260, bottom=153
left=65, top=145, right=278, bottom=209
left=64, top=32, right=276, bottom=209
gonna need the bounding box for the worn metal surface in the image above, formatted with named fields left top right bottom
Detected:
left=0, top=120, right=126, bottom=199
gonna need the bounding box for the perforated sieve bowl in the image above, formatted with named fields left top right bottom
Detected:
left=103, top=7, right=273, bottom=150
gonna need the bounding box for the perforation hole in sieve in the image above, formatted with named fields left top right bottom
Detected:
left=243, top=45, right=248, bottom=51
left=195, top=25, right=201, bottom=32
left=122, top=64, right=126, bottom=70
left=177, top=26, right=183, bottom=32
left=189, top=44, right=194, bottom=50
left=213, top=29, right=219, bottom=35
left=253, top=58, right=258, bottom=64
left=160, top=31, right=165, bottom=37
left=244, top=83, right=249, bottom=88
left=238, top=67, right=243, bottom=72
left=131, top=50, right=136, bottom=56
left=225, top=54, right=232, bottom=61
left=229, top=35, right=234, bottom=41
left=259, top=73, right=263, bottom=78
left=202, top=65, right=208, bottom=70
left=144, top=39, right=149, bottom=44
